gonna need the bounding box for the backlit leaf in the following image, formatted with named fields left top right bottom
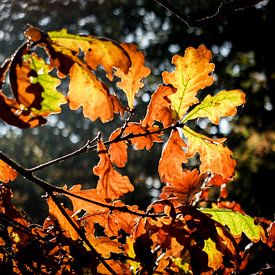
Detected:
left=0, top=160, right=17, bottom=183
left=202, top=238, right=224, bottom=270
left=160, top=169, right=204, bottom=204
left=93, top=140, right=134, bottom=200
left=108, top=128, right=128, bottom=168
left=183, top=126, right=235, bottom=181
left=201, top=208, right=266, bottom=243
left=142, top=85, right=175, bottom=128
left=183, top=90, right=246, bottom=124
left=47, top=197, right=79, bottom=241
left=115, top=43, right=151, bottom=109
left=162, top=45, right=214, bottom=120
left=158, top=129, right=187, bottom=183
left=48, top=28, right=130, bottom=79
left=68, top=63, right=115, bottom=122
left=123, top=123, right=163, bottom=150
left=22, top=53, right=66, bottom=114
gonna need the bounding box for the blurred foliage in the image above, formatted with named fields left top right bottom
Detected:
left=0, top=0, right=274, bottom=233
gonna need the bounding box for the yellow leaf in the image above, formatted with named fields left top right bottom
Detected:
left=183, top=126, right=235, bottom=181
left=202, top=238, right=224, bottom=270
left=183, top=89, right=246, bottom=124
left=115, top=43, right=151, bottom=109
left=162, top=45, right=214, bottom=120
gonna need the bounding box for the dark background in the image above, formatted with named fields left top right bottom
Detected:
left=0, top=0, right=274, bottom=254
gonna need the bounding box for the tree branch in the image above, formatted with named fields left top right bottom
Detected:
left=29, top=122, right=184, bottom=172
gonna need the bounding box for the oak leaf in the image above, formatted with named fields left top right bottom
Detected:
left=142, top=85, right=175, bottom=128
left=201, top=208, right=266, bottom=243
left=158, top=129, right=187, bottom=183
left=108, top=128, right=128, bottom=168
left=47, top=197, right=79, bottom=241
left=47, top=28, right=131, bottom=80
left=68, top=63, right=115, bottom=122
left=93, top=140, right=134, bottom=200
left=123, top=122, right=163, bottom=150
left=162, top=45, right=215, bottom=120
left=115, top=43, right=151, bottom=109
left=0, top=160, right=17, bottom=183
left=183, top=89, right=246, bottom=124
left=160, top=169, right=204, bottom=204
left=183, top=126, right=236, bottom=181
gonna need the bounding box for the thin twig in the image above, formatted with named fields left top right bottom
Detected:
left=29, top=133, right=101, bottom=172
left=29, top=122, right=184, bottom=172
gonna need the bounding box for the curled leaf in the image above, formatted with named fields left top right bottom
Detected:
left=48, top=28, right=131, bottom=79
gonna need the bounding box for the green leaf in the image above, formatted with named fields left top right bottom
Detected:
left=183, top=89, right=246, bottom=124
left=200, top=208, right=266, bottom=243
left=24, top=54, right=67, bottom=114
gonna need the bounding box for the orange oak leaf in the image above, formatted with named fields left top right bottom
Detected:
left=47, top=28, right=131, bottom=80
left=160, top=169, right=204, bottom=204
left=183, top=126, right=236, bottom=181
left=93, top=140, right=134, bottom=200
left=142, top=85, right=176, bottom=128
left=183, top=89, right=246, bottom=124
left=158, top=129, right=188, bottom=183
left=115, top=43, right=151, bottom=109
left=162, top=45, right=215, bottom=120
left=47, top=197, right=79, bottom=241
left=97, top=260, right=131, bottom=275
left=123, top=122, right=163, bottom=150
left=64, top=184, right=106, bottom=214
left=0, top=160, right=17, bottom=183
left=68, top=63, right=115, bottom=122
left=108, top=128, right=128, bottom=168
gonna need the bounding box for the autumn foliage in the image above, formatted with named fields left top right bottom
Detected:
left=0, top=26, right=274, bottom=274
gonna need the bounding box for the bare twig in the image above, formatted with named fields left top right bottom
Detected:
left=29, top=122, right=184, bottom=172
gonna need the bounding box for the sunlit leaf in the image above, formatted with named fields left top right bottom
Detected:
left=115, top=43, right=151, bottom=109
left=158, top=129, right=187, bottom=183
left=22, top=53, right=66, bottom=114
left=93, top=140, right=134, bottom=200
left=202, top=238, right=224, bottom=270
left=108, top=128, right=128, bottom=168
left=142, top=85, right=175, bottom=128
left=0, top=160, right=17, bottom=183
left=68, top=63, right=115, bottom=122
left=183, top=126, right=235, bottom=181
left=47, top=197, right=79, bottom=241
left=162, top=45, right=215, bottom=120
left=48, top=28, right=130, bottom=79
left=123, top=122, right=163, bottom=150
left=183, top=90, right=246, bottom=124
left=160, top=169, right=204, bottom=204
left=201, top=208, right=266, bottom=242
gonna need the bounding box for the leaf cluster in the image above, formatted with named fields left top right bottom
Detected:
left=0, top=26, right=274, bottom=274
